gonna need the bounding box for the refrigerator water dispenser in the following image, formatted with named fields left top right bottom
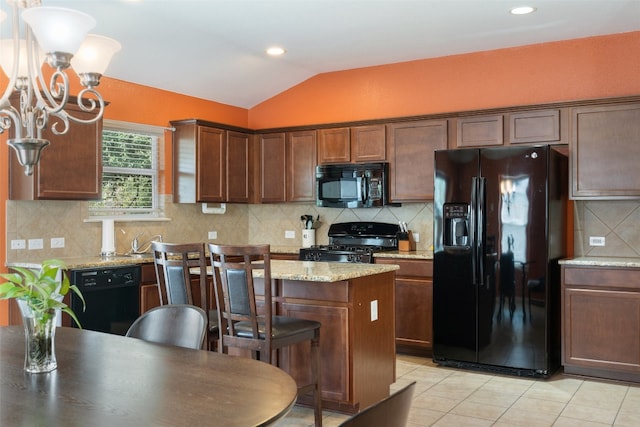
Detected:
left=444, top=203, right=470, bottom=248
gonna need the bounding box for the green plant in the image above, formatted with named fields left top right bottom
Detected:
left=0, top=259, right=85, bottom=327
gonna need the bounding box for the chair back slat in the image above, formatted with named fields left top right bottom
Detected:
left=210, top=244, right=272, bottom=347
left=152, top=242, right=208, bottom=313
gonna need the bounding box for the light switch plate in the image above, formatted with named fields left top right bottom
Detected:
left=28, top=238, right=44, bottom=250
left=208, top=231, right=218, bottom=240
left=50, top=237, right=65, bottom=248
left=11, top=239, right=26, bottom=250
left=285, top=230, right=296, bottom=239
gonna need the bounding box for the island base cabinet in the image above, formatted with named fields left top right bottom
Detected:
left=562, top=266, right=640, bottom=382
left=278, top=271, right=396, bottom=414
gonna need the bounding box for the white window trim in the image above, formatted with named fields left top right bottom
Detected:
left=87, top=120, right=171, bottom=222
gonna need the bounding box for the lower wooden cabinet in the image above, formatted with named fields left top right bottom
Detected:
left=376, top=258, right=433, bottom=355
left=562, top=265, right=640, bottom=382
left=139, top=263, right=160, bottom=314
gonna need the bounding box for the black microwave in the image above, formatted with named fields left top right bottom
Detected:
left=316, top=163, right=388, bottom=208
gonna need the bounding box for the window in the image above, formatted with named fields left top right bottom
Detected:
left=89, top=120, right=164, bottom=219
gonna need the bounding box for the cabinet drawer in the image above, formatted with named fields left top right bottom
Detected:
left=281, top=280, right=349, bottom=303
left=563, top=266, right=640, bottom=291
left=376, top=258, right=432, bottom=277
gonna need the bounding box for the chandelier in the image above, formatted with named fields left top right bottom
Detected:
left=0, top=0, right=120, bottom=175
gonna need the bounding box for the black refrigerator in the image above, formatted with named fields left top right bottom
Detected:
left=432, top=145, right=568, bottom=377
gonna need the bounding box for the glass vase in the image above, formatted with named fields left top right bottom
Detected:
left=17, top=299, right=57, bottom=373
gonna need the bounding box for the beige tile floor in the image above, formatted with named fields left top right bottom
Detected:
left=275, top=354, right=640, bottom=427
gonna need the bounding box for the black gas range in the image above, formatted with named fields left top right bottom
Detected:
left=299, top=222, right=400, bottom=263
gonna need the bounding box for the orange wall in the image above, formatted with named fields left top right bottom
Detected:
left=248, top=31, right=640, bottom=129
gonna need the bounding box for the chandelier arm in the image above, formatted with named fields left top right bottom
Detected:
left=0, top=106, right=24, bottom=138
left=0, top=1, right=26, bottom=111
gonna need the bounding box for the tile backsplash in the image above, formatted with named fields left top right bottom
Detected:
left=5, top=197, right=640, bottom=262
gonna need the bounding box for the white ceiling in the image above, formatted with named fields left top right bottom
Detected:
left=20, top=0, right=640, bottom=108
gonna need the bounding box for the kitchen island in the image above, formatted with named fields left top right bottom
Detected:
left=226, top=260, right=401, bottom=414
left=7, top=257, right=400, bottom=414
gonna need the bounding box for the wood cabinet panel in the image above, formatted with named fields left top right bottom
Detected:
left=562, top=265, right=640, bottom=382
left=351, top=124, right=386, bottom=162
left=196, top=126, right=225, bottom=202
left=259, top=133, right=287, bottom=202
left=171, top=120, right=252, bottom=203
left=280, top=302, right=350, bottom=403
left=570, top=103, right=640, bottom=199
left=317, top=127, right=350, bottom=164
left=287, top=130, right=316, bottom=202
left=258, top=130, right=316, bottom=203
left=140, top=263, right=160, bottom=314
left=455, top=114, right=503, bottom=147
left=226, top=131, right=252, bottom=203
left=9, top=107, right=102, bottom=200
left=508, top=109, right=562, bottom=144
left=376, top=258, right=433, bottom=355
left=387, top=120, right=447, bottom=202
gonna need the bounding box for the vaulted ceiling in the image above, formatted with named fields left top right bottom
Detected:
left=33, top=0, right=640, bottom=108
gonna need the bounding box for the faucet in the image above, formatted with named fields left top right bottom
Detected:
left=130, top=232, right=163, bottom=254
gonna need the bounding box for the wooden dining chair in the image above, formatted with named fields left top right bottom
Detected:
left=338, top=381, right=416, bottom=427
left=126, top=304, right=208, bottom=350
left=208, top=243, right=323, bottom=427
left=152, top=241, right=218, bottom=350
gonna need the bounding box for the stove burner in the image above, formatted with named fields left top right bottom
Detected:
left=299, top=222, right=401, bottom=264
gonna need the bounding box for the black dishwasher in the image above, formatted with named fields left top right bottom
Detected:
left=70, top=265, right=141, bottom=335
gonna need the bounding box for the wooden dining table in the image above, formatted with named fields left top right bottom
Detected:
left=0, top=326, right=298, bottom=427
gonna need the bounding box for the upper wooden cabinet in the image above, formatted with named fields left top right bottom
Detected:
left=317, top=124, right=386, bottom=164
left=317, top=127, right=350, bottom=164
left=258, top=132, right=287, bottom=203
left=350, top=124, right=386, bottom=162
left=451, top=108, right=566, bottom=148
left=287, top=130, right=317, bottom=202
left=171, top=120, right=253, bottom=203
left=9, top=106, right=103, bottom=200
left=387, top=119, right=447, bottom=202
left=258, top=130, right=316, bottom=203
left=453, top=114, right=504, bottom=148
left=570, top=103, right=640, bottom=199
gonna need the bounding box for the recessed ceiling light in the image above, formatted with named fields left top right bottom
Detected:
left=266, top=46, right=286, bottom=56
left=510, top=6, right=536, bottom=15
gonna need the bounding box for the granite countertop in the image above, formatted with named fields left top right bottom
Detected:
left=6, top=246, right=431, bottom=271
left=559, top=257, right=640, bottom=268
left=7, top=257, right=399, bottom=283
left=374, top=250, right=433, bottom=260
left=256, top=260, right=399, bottom=282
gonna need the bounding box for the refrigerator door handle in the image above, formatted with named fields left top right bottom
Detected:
left=470, top=177, right=478, bottom=286
left=477, top=177, right=486, bottom=288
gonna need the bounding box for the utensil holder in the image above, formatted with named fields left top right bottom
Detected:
left=302, top=229, right=315, bottom=248
left=398, top=230, right=416, bottom=252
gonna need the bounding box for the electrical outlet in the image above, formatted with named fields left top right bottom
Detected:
left=589, top=236, right=606, bottom=247
left=285, top=230, right=296, bottom=239
left=412, top=232, right=420, bottom=242
left=51, top=237, right=65, bottom=248
left=28, top=238, right=44, bottom=250
left=370, top=300, right=378, bottom=322
left=208, top=231, right=218, bottom=240
left=11, top=239, right=26, bottom=250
